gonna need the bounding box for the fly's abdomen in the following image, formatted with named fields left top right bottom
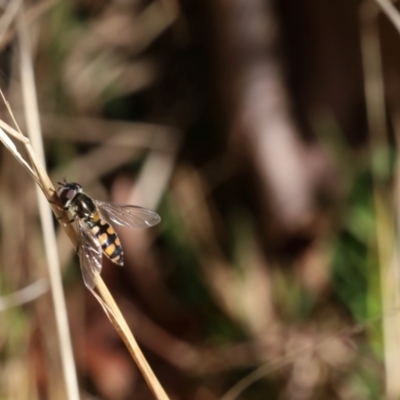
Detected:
left=89, top=215, right=124, bottom=266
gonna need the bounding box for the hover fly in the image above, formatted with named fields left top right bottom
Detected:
left=57, top=179, right=161, bottom=289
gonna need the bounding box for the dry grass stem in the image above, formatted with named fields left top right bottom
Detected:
left=0, top=0, right=22, bottom=43
left=38, top=113, right=180, bottom=150
left=0, top=278, right=49, bottom=312
left=0, top=0, right=56, bottom=51
left=373, top=0, right=400, bottom=33
left=0, top=14, right=171, bottom=400
left=17, top=11, right=80, bottom=400
left=0, top=126, right=36, bottom=177
left=360, top=2, right=400, bottom=397
left=94, top=275, right=170, bottom=400
left=128, top=142, right=179, bottom=210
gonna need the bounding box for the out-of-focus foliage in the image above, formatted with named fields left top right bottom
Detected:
left=1, top=0, right=400, bottom=399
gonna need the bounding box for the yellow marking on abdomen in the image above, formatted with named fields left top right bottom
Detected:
left=92, top=211, right=101, bottom=221
left=98, top=233, right=108, bottom=244
left=105, top=243, right=116, bottom=256
left=107, top=226, right=114, bottom=234
left=115, top=237, right=121, bottom=246
left=91, top=225, right=100, bottom=235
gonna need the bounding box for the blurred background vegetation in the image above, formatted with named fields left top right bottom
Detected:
left=2, top=0, right=400, bottom=399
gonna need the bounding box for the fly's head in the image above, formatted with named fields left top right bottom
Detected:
left=57, top=180, right=83, bottom=210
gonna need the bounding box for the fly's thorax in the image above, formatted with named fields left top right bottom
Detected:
left=57, top=181, right=82, bottom=208
left=70, top=193, right=97, bottom=219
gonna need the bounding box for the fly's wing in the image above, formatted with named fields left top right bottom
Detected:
left=78, top=220, right=103, bottom=289
left=94, top=200, right=161, bottom=228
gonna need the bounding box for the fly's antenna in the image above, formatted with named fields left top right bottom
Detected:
left=57, top=177, right=68, bottom=187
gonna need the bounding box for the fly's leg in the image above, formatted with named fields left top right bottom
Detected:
left=54, top=214, right=74, bottom=225
left=60, top=218, right=75, bottom=225
left=48, top=200, right=74, bottom=225
left=48, top=199, right=67, bottom=210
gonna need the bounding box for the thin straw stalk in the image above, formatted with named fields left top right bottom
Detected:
left=0, top=14, right=170, bottom=400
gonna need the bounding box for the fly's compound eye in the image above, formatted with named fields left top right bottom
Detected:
left=58, top=187, right=78, bottom=207
left=57, top=181, right=83, bottom=206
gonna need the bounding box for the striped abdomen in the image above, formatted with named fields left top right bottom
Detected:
left=87, top=212, right=124, bottom=266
